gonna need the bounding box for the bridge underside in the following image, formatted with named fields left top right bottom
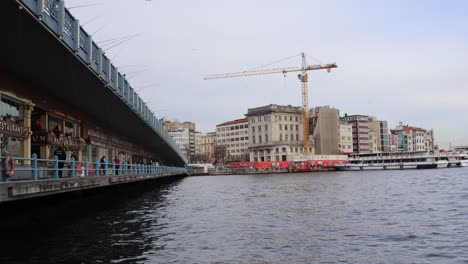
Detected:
left=0, top=0, right=185, bottom=166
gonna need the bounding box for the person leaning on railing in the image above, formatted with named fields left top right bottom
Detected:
left=54, top=146, right=66, bottom=178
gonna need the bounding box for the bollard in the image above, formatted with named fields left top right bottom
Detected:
left=32, top=153, right=38, bottom=181
left=53, top=155, right=59, bottom=179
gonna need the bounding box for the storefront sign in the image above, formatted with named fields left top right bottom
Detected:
left=0, top=121, right=31, bottom=138
left=31, top=131, right=81, bottom=149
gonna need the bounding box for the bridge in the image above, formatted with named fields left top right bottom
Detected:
left=0, top=0, right=188, bottom=203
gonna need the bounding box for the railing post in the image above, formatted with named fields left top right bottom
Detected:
left=57, top=0, right=65, bottom=38
left=112, top=161, right=116, bottom=176
left=87, top=35, right=93, bottom=64
left=36, top=0, right=45, bottom=18
left=53, top=155, right=59, bottom=179
left=97, top=48, right=103, bottom=76
left=95, top=160, right=100, bottom=176
left=124, top=162, right=128, bottom=175
left=71, top=157, right=76, bottom=177
left=84, top=159, right=89, bottom=177
left=104, top=159, right=108, bottom=176
left=32, top=153, right=38, bottom=181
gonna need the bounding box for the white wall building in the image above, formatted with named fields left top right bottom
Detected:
left=216, top=118, right=250, bottom=161
left=168, top=128, right=190, bottom=158
left=246, top=104, right=306, bottom=162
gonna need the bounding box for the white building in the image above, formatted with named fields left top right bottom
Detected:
left=168, top=128, right=190, bottom=158
left=339, top=123, right=353, bottom=154
left=216, top=118, right=250, bottom=161
left=246, top=104, right=305, bottom=162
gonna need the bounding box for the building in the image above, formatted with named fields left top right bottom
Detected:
left=201, top=132, right=216, bottom=162
left=339, top=122, right=353, bottom=154
left=340, top=114, right=370, bottom=153
left=367, top=117, right=390, bottom=152
left=245, top=104, right=306, bottom=162
left=216, top=118, right=249, bottom=161
left=161, top=119, right=196, bottom=161
left=168, top=128, right=190, bottom=158
left=391, top=124, right=435, bottom=152
left=310, top=106, right=340, bottom=155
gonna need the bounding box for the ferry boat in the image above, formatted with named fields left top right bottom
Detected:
left=443, top=151, right=468, bottom=167
left=335, top=151, right=449, bottom=171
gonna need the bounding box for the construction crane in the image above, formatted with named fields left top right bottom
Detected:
left=204, top=52, right=337, bottom=156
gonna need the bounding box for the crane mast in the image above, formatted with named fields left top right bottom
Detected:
left=205, top=52, right=337, bottom=157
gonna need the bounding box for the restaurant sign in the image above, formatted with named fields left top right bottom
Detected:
left=32, top=131, right=81, bottom=149
left=0, top=121, right=31, bottom=138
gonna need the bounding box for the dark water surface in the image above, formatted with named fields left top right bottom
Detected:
left=2, top=169, right=468, bottom=263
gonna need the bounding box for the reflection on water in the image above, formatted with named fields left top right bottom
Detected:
left=1, top=169, right=468, bottom=263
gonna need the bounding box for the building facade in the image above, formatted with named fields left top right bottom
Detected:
left=161, top=119, right=196, bottom=161
left=391, top=124, right=435, bottom=152
left=246, top=104, right=306, bottom=162
left=367, top=117, right=390, bottom=152
left=310, top=106, right=340, bottom=155
left=340, top=114, right=370, bottom=153
left=168, top=128, right=190, bottom=158
left=216, top=118, right=249, bottom=161
left=339, top=122, right=353, bottom=154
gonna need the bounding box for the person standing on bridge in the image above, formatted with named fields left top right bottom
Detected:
left=100, top=156, right=106, bottom=176
left=54, top=146, right=66, bottom=178
left=113, top=156, right=120, bottom=175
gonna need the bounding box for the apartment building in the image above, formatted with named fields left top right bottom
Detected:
left=168, top=128, right=190, bottom=158
left=246, top=104, right=305, bottom=162
left=340, top=114, right=370, bottom=153
left=216, top=118, right=249, bottom=161
left=391, top=124, right=434, bottom=152
left=161, top=119, right=196, bottom=160
left=368, top=117, right=390, bottom=152
left=339, top=122, right=353, bottom=154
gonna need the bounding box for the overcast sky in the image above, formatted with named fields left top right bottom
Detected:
left=70, top=0, right=468, bottom=148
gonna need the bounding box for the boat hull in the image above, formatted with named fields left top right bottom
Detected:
left=336, top=161, right=448, bottom=171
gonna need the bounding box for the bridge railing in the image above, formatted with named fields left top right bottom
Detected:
left=18, top=0, right=187, bottom=164
left=0, top=154, right=187, bottom=182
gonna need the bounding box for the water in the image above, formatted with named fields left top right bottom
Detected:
left=2, top=169, right=468, bottom=263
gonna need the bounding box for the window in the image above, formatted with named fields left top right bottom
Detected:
left=265, top=125, right=268, bottom=130
left=265, top=134, right=268, bottom=143
left=253, top=137, right=256, bottom=144
left=279, top=124, right=282, bottom=131
left=259, top=135, right=262, bottom=143
left=276, top=148, right=279, bottom=153
left=295, top=116, right=298, bottom=122
left=258, top=125, right=261, bottom=132
left=275, top=115, right=278, bottom=122
left=296, top=125, right=299, bottom=131
left=285, top=134, right=289, bottom=141
left=296, top=134, right=299, bottom=141
left=280, top=133, right=283, bottom=141
left=252, top=127, right=255, bottom=133
left=285, top=125, right=288, bottom=131
left=291, top=134, right=294, bottom=141
left=279, top=116, right=282, bottom=121
left=290, top=116, right=292, bottom=121
left=290, top=125, right=293, bottom=130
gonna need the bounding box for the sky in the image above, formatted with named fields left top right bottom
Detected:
left=69, top=0, right=468, bottom=148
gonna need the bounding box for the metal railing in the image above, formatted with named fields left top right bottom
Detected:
left=1, top=154, right=187, bottom=182
left=17, top=0, right=187, bottom=164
